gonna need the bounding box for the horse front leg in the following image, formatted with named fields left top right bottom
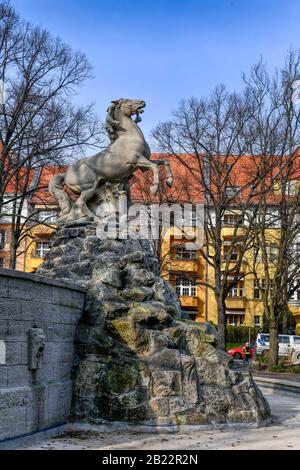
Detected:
left=151, top=165, right=160, bottom=195
left=135, top=156, right=160, bottom=195
left=163, top=160, right=173, bottom=187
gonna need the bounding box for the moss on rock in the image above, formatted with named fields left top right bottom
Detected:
left=109, top=318, right=135, bottom=345
left=105, top=364, right=139, bottom=394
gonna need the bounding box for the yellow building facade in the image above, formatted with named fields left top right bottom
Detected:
left=161, top=223, right=300, bottom=335
left=24, top=205, right=57, bottom=273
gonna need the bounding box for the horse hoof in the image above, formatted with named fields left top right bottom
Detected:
left=167, top=177, right=173, bottom=187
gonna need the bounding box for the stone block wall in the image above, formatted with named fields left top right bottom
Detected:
left=0, top=268, right=85, bottom=442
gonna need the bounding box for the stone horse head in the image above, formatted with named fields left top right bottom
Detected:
left=105, top=98, right=146, bottom=142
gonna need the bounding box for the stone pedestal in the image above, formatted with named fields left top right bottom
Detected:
left=38, top=222, right=270, bottom=426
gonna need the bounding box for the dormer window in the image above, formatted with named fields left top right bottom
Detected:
left=225, top=186, right=241, bottom=197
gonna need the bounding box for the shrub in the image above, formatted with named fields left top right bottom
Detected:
left=259, top=353, right=267, bottom=364
left=226, top=326, right=262, bottom=344
left=269, top=364, right=286, bottom=373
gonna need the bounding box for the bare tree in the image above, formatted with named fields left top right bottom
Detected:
left=0, top=1, right=104, bottom=268
left=152, top=51, right=300, bottom=356
left=152, top=87, right=264, bottom=350
left=245, top=54, right=300, bottom=366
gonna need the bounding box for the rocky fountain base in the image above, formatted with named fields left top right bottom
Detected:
left=38, top=222, right=270, bottom=427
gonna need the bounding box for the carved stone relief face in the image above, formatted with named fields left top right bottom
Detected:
left=28, top=327, right=46, bottom=371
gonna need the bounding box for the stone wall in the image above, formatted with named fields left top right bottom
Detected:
left=0, top=268, right=85, bottom=442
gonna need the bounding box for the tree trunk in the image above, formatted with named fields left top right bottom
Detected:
left=217, top=296, right=227, bottom=350
left=268, top=321, right=279, bottom=368
left=9, top=240, right=17, bottom=270
left=9, top=228, right=18, bottom=270
left=281, top=307, right=288, bottom=334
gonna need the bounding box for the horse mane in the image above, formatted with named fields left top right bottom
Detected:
left=105, top=98, right=124, bottom=142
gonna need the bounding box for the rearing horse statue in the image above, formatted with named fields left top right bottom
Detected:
left=49, top=99, right=173, bottom=221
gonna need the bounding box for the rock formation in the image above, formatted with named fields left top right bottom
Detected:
left=38, top=222, right=270, bottom=427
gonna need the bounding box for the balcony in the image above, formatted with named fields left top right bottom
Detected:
left=180, top=296, right=199, bottom=308
left=221, top=257, right=249, bottom=273
left=222, top=225, right=248, bottom=239
left=168, top=258, right=199, bottom=273
left=225, top=296, right=247, bottom=309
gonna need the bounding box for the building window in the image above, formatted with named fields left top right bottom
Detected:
left=255, top=209, right=278, bottom=228
left=222, top=213, right=242, bottom=226
left=290, top=282, right=300, bottom=302
left=254, top=280, right=260, bottom=299
left=253, top=279, right=265, bottom=299
left=265, top=209, right=278, bottom=228
left=175, top=244, right=197, bottom=260
left=254, top=316, right=261, bottom=327
left=295, top=243, right=300, bottom=257
left=0, top=230, right=6, bottom=249
left=191, top=206, right=198, bottom=228
left=175, top=276, right=197, bottom=297
left=0, top=257, right=4, bottom=268
left=287, top=179, right=297, bottom=196
left=228, top=281, right=244, bottom=298
left=0, top=201, right=13, bottom=217
left=35, top=241, right=50, bottom=258
left=268, top=243, right=277, bottom=262
left=226, top=314, right=245, bottom=326
left=37, top=210, right=58, bottom=223
left=223, top=244, right=239, bottom=261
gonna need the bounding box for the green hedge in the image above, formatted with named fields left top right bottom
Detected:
left=226, top=326, right=263, bottom=344
left=208, top=321, right=264, bottom=344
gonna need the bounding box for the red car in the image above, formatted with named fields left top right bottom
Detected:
left=228, top=343, right=255, bottom=360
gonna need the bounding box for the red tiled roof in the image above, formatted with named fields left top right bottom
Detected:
left=4, top=168, right=36, bottom=194
left=3, top=152, right=300, bottom=206
left=131, top=153, right=205, bottom=204
left=29, top=166, right=68, bottom=204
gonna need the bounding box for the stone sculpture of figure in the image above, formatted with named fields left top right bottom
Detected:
left=28, top=327, right=46, bottom=371
left=49, top=99, right=173, bottom=222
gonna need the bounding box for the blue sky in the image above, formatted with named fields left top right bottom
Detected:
left=11, top=0, right=300, bottom=138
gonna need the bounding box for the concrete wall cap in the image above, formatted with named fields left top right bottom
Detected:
left=0, top=267, right=86, bottom=293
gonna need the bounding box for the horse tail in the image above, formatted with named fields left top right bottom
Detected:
left=49, top=173, right=72, bottom=216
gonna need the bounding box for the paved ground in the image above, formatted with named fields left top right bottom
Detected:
left=254, top=371, right=300, bottom=383
left=19, top=388, right=300, bottom=450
